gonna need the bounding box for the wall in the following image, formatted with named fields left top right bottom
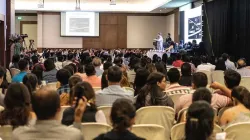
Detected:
left=37, top=12, right=82, bottom=48
left=166, top=14, right=175, bottom=41
left=0, top=0, right=6, bottom=16
left=15, top=16, right=37, bottom=34
left=0, top=0, right=6, bottom=66
left=127, top=16, right=167, bottom=48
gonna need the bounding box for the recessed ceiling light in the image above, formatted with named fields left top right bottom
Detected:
left=160, top=10, right=162, bottom=11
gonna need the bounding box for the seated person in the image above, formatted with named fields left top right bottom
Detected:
left=62, top=81, right=106, bottom=125
left=43, top=59, right=58, bottom=83
left=172, top=53, right=184, bottom=68
left=165, top=68, right=190, bottom=95
left=220, top=86, right=250, bottom=128
left=135, top=72, right=174, bottom=110
left=94, top=98, right=145, bottom=140
left=56, top=69, right=71, bottom=95
left=179, top=63, right=192, bottom=86
left=196, top=56, right=215, bottom=72
left=96, top=66, right=134, bottom=106
left=92, top=57, right=104, bottom=77
left=12, top=59, right=29, bottom=83
left=236, top=58, right=250, bottom=77
left=82, top=64, right=101, bottom=87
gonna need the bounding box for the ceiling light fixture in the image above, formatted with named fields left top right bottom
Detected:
left=110, top=0, right=116, bottom=5
left=37, top=0, right=44, bottom=8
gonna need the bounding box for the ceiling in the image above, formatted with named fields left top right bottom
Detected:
left=15, top=0, right=197, bottom=13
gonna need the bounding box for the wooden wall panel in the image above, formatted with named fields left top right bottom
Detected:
left=117, top=24, right=127, bottom=48
left=100, top=25, right=117, bottom=49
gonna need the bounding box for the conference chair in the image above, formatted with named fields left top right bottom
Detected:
left=0, top=125, right=13, bottom=140
left=171, top=123, right=222, bottom=140
left=240, top=77, right=250, bottom=91
left=168, top=93, right=186, bottom=109
left=70, top=123, right=112, bottom=140
left=224, top=122, right=250, bottom=140
left=58, top=105, right=70, bottom=121
left=124, top=87, right=135, bottom=93
left=97, top=106, right=112, bottom=125
left=47, top=82, right=58, bottom=90
left=212, top=70, right=225, bottom=86
left=10, top=68, right=20, bottom=77
left=131, top=124, right=166, bottom=140
left=93, top=87, right=102, bottom=92
left=135, top=106, right=175, bottom=140
left=197, top=70, right=212, bottom=85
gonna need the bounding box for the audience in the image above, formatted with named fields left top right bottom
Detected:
left=96, top=66, right=133, bottom=106
left=215, top=57, right=226, bottom=71
left=92, top=57, right=104, bottom=77
left=82, top=64, right=101, bottom=87
left=133, top=68, right=150, bottom=96
left=135, top=72, right=174, bottom=109
left=185, top=101, right=215, bottom=140
left=172, top=53, right=184, bottom=67
left=237, top=58, right=250, bottom=77
left=179, top=63, right=192, bottom=86
left=94, top=98, right=145, bottom=140
left=12, top=59, right=29, bottom=83
left=62, top=53, right=74, bottom=67
left=31, top=64, right=43, bottom=86
left=55, top=55, right=63, bottom=70
left=43, top=59, right=58, bottom=83
left=165, top=68, right=190, bottom=94
left=196, top=56, right=215, bottom=72
left=56, top=69, right=71, bottom=95
left=12, top=86, right=84, bottom=140
left=23, top=73, right=38, bottom=95
left=222, top=53, right=236, bottom=70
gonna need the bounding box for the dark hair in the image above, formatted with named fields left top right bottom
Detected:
left=135, top=72, right=165, bottom=109
left=101, top=70, right=108, bottom=89
left=162, top=53, right=168, bottom=64
left=215, top=57, right=226, bottom=71
left=57, top=55, right=64, bottom=62
left=192, top=72, right=208, bottom=88
left=12, top=54, right=20, bottom=63
left=107, top=66, right=122, bottom=83
left=134, top=68, right=150, bottom=96
left=23, top=73, right=38, bottom=94
left=155, top=62, right=167, bottom=76
left=85, top=64, right=96, bottom=76
left=231, top=86, right=250, bottom=109
left=176, top=53, right=182, bottom=60
left=18, top=59, right=28, bottom=71
left=113, top=57, right=123, bottom=66
left=56, top=69, right=71, bottom=85
left=32, top=87, right=60, bottom=120
left=68, top=53, right=74, bottom=60
left=44, top=59, right=55, bottom=71
left=185, top=101, right=214, bottom=140
left=146, top=63, right=157, bottom=73
left=222, top=53, right=229, bottom=62
left=69, top=75, right=82, bottom=89
left=31, top=55, right=39, bottom=64
left=111, top=98, right=136, bottom=131
left=192, top=88, right=212, bottom=104
left=201, top=56, right=208, bottom=63
left=224, top=70, right=241, bottom=89
left=0, top=83, right=31, bottom=128
left=103, top=61, right=113, bottom=70
left=181, top=63, right=191, bottom=76
left=0, top=66, right=5, bottom=78
left=64, top=65, right=74, bottom=76
left=167, top=68, right=180, bottom=83
left=69, top=63, right=77, bottom=73
left=32, top=64, right=43, bottom=85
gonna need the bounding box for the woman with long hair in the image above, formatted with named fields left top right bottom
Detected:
left=94, top=98, right=145, bottom=140
left=62, top=81, right=106, bottom=125
left=135, top=72, right=174, bottom=109
left=23, top=73, right=38, bottom=95
left=185, top=101, right=215, bottom=140
left=215, top=57, right=226, bottom=71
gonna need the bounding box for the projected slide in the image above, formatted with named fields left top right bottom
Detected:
left=184, top=6, right=202, bottom=43
left=61, top=12, right=99, bottom=37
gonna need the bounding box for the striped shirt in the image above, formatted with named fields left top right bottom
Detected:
left=165, top=83, right=191, bottom=95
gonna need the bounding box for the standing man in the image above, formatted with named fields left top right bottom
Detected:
left=154, top=33, right=163, bottom=51
left=166, top=33, right=172, bottom=43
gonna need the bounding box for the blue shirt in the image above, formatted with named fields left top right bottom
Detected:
left=12, top=71, right=27, bottom=83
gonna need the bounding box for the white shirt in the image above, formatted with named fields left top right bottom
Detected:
left=154, top=35, right=163, bottom=50
left=225, top=59, right=236, bottom=70
left=55, top=62, right=63, bottom=70
left=196, top=63, right=215, bottom=72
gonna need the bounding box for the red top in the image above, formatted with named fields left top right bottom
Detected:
left=172, top=60, right=184, bottom=68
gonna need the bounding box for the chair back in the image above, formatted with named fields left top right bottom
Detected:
left=197, top=70, right=212, bottom=85
left=10, top=68, right=20, bottom=77
left=240, top=77, right=250, bottom=91
left=79, top=123, right=112, bottom=140
left=124, top=87, right=135, bottom=93
left=93, top=87, right=102, bottom=92
left=212, top=70, right=225, bottom=86
left=225, top=122, right=250, bottom=140
left=47, top=82, right=58, bottom=90
left=135, top=106, right=175, bottom=140
left=58, top=105, right=70, bottom=121
left=132, top=124, right=166, bottom=140
left=168, top=93, right=186, bottom=109
left=0, top=125, right=13, bottom=140
left=97, top=106, right=112, bottom=125
left=171, top=123, right=222, bottom=140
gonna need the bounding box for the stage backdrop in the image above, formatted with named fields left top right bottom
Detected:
left=203, top=0, right=250, bottom=63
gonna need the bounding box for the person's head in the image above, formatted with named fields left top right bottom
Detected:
left=176, top=53, right=182, bottom=60
left=181, top=63, right=191, bottom=76
left=224, top=70, right=241, bottom=89
left=146, top=63, right=157, bottom=73
left=167, top=68, right=180, bottom=84
left=32, top=86, right=60, bottom=120
left=101, top=70, right=108, bottom=89
left=85, top=64, right=96, bottom=76
left=71, top=81, right=95, bottom=105
left=2, top=83, right=31, bottom=127
left=168, top=33, right=171, bottom=37
left=237, top=58, right=247, bottom=69
left=107, top=66, right=122, bottom=84
left=182, top=55, right=191, bottom=63
left=215, top=57, right=226, bottom=71
left=64, top=65, right=74, bottom=75
left=147, top=72, right=166, bottom=90
left=44, top=59, right=55, bottom=71
left=23, top=73, right=38, bottom=94
left=12, top=54, right=20, bottom=63
left=18, top=59, right=29, bottom=71
left=56, top=69, right=71, bottom=85
left=69, top=63, right=77, bottom=73
left=162, top=53, right=168, bottom=64
left=222, top=53, right=229, bottom=62
left=32, top=64, right=43, bottom=85
left=155, top=62, right=167, bottom=75
left=192, top=72, right=208, bottom=89
left=92, top=57, right=102, bottom=67
left=67, top=53, right=74, bottom=61
left=111, top=98, right=136, bottom=132
left=69, top=75, right=82, bottom=89
left=31, top=55, right=39, bottom=64
left=192, top=88, right=212, bottom=104
left=0, top=66, right=5, bottom=85
left=134, top=68, right=150, bottom=95
left=185, top=101, right=214, bottom=140
left=103, top=61, right=113, bottom=70
left=113, top=57, right=123, bottom=66
left=231, top=86, right=250, bottom=109
left=201, top=56, right=208, bottom=63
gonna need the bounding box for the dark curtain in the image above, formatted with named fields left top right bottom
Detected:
left=203, top=0, right=250, bottom=64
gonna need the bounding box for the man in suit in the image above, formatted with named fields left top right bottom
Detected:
left=12, top=86, right=86, bottom=140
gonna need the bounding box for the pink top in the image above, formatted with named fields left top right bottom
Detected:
left=82, top=75, right=101, bottom=87
left=172, top=60, right=184, bottom=68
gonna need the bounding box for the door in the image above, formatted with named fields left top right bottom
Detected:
left=0, top=20, right=5, bottom=66
left=20, top=21, right=37, bottom=50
